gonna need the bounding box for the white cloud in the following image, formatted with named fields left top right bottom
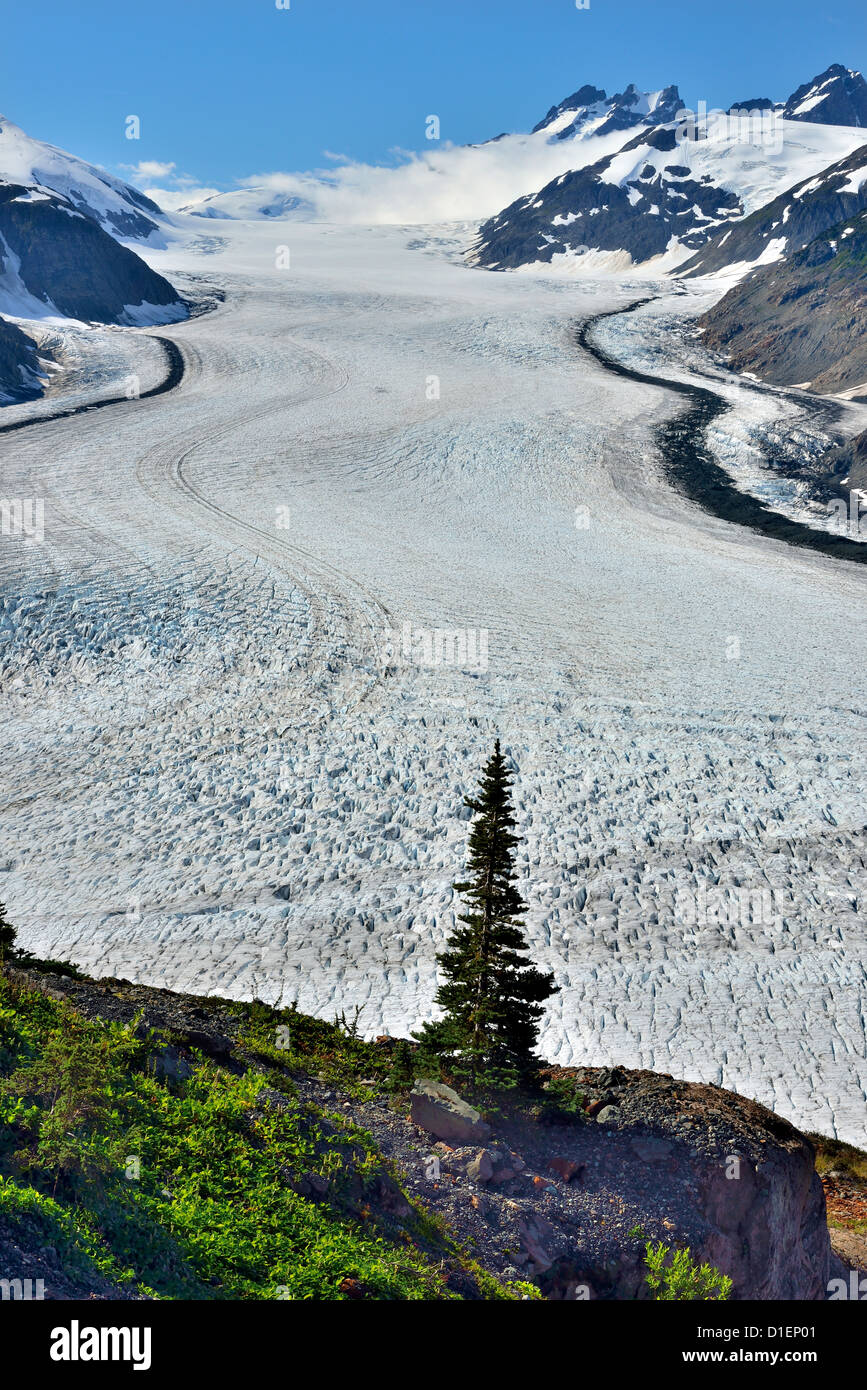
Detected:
left=123, top=159, right=177, bottom=180
left=120, top=160, right=224, bottom=213
left=228, top=127, right=640, bottom=225
left=120, top=125, right=632, bottom=225
left=144, top=184, right=223, bottom=212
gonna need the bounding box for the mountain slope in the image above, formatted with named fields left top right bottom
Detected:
left=470, top=115, right=862, bottom=272
left=470, top=124, right=744, bottom=270
left=698, top=206, right=867, bottom=392
left=471, top=66, right=867, bottom=274
left=181, top=186, right=316, bottom=220
left=679, top=142, right=867, bottom=278
left=0, top=955, right=845, bottom=1302
left=0, top=114, right=164, bottom=243
left=0, top=181, right=186, bottom=325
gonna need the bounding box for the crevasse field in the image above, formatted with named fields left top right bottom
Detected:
left=2, top=220, right=865, bottom=1143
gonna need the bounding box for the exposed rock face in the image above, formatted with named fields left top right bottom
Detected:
left=404, top=1063, right=833, bottom=1299
left=783, top=64, right=867, bottom=128
left=0, top=313, right=49, bottom=403
left=820, top=427, right=867, bottom=498
left=410, top=1079, right=491, bottom=1145
left=0, top=181, right=186, bottom=326
left=557, top=1066, right=832, bottom=1300
left=698, top=206, right=867, bottom=392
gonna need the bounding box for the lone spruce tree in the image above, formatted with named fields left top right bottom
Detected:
left=0, top=902, right=17, bottom=964
left=416, top=740, right=557, bottom=1088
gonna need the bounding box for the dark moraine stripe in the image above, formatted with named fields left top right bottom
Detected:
left=578, top=301, right=867, bottom=566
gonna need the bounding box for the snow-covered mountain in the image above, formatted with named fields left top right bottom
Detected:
left=468, top=64, right=867, bottom=275
left=469, top=122, right=744, bottom=271
left=0, top=179, right=187, bottom=327
left=0, top=114, right=165, bottom=243
left=532, top=82, right=684, bottom=141
left=470, top=105, right=864, bottom=273
left=679, top=141, right=867, bottom=278
left=181, top=186, right=316, bottom=220
left=0, top=115, right=187, bottom=403
left=782, top=63, right=867, bottom=127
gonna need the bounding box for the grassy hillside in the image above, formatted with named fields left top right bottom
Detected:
left=0, top=969, right=528, bottom=1301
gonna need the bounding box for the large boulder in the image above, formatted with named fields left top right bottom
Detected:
left=410, top=1080, right=491, bottom=1145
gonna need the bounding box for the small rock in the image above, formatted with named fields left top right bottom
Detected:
left=547, top=1156, right=585, bottom=1183
left=296, top=1172, right=329, bottom=1200
left=467, top=1150, right=494, bottom=1184
left=532, top=1175, right=556, bottom=1193
left=147, top=1045, right=193, bottom=1084
left=631, top=1137, right=673, bottom=1163
left=410, top=1080, right=491, bottom=1145
left=338, top=1277, right=365, bottom=1299
left=184, top=1029, right=233, bottom=1058
left=596, top=1105, right=619, bottom=1125
left=518, top=1213, right=557, bottom=1272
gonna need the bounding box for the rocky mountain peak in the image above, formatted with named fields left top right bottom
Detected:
left=783, top=63, right=867, bottom=126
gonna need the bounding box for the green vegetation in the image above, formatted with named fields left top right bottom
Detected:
left=809, top=1132, right=867, bottom=1183
left=414, top=740, right=558, bottom=1089
left=809, top=1131, right=867, bottom=1238
left=537, top=1073, right=586, bottom=1122
left=643, top=1241, right=732, bottom=1302
left=0, top=970, right=520, bottom=1300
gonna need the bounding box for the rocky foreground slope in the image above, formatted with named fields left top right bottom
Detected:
left=2, top=961, right=862, bottom=1301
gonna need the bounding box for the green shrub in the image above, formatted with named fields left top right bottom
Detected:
left=643, top=1241, right=732, bottom=1301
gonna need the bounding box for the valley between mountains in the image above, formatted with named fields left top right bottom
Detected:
left=1, top=215, right=865, bottom=1146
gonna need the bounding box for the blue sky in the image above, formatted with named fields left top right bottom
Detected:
left=2, top=0, right=865, bottom=191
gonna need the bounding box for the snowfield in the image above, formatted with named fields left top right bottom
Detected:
left=1, top=218, right=865, bottom=1145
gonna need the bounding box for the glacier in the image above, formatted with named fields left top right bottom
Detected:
left=0, top=217, right=865, bottom=1144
